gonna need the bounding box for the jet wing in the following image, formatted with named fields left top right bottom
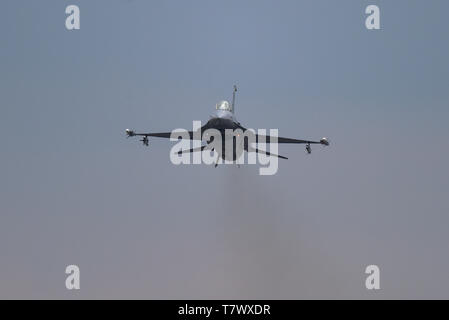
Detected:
left=125, top=129, right=202, bottom=140
left=255, top=134, right=322, bottom=144
left=249, top=133, right=329, bottom=154
left=236, top=126, right=328, bottom=145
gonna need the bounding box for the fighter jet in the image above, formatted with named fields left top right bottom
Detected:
left=125, top=85, right=329, bottom=166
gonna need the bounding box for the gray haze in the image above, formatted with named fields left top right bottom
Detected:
left=1, top=0, right=449, bottom=299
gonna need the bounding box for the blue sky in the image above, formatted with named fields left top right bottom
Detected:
left=1, top=0, right=449, bottom=298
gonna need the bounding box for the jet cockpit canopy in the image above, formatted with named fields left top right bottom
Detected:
left=216, top=100, right=232, bottom=112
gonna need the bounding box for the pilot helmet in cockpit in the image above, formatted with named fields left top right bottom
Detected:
left=215, top=100, right=232, bottom=112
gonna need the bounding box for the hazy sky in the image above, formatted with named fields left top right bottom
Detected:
left=1, top=0, right=449, bottom=299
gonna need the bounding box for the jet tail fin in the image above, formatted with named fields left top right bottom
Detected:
left=231, top=85, right=237, bottom=113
